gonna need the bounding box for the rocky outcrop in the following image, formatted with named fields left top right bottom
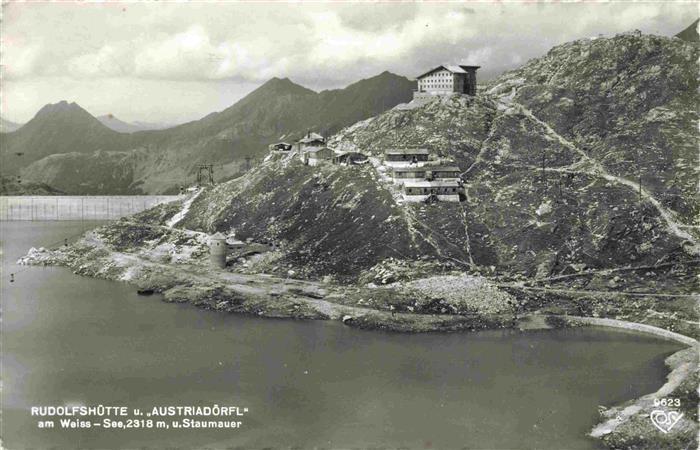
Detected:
left=327, top=31, right=698, bottom=282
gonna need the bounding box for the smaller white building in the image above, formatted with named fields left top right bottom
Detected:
left=391, top=165, right=461, bottom=185
left=304, top=147, right=334, bottom=166
left=391, top=167, right=428, bottom=185
left=295, top=132, right=326, bottom=161
left=402, top=180, right=462, bottom=202
left=269, top=142, right=292, bottom=153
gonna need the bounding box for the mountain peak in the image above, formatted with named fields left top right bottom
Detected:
left=377, top=70, right=398, bottom=78
left=238, top=77, right=316, bottom=103
left=97, top=114, right=140, bottom=133
left=676, top=18, right=699, bottom=42
left=260, top=76, right=313, bottom=92
left=23, top=100, right=117, bottom=137
left=333, top=71, right=415, bottom=94
left=35, top=100, right=90, bottom=118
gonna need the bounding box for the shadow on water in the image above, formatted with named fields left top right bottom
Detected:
left=0, top=221, right=682, bottom=449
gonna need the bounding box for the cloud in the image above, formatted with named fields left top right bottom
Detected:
left=4, top=2, right=690, bottom=84
left=133, top=25, right=219, bottom=79
left=67, top=44, right=133, bottom=78
left=2, top=39, right=42, bottom=78
left=0, top=2, right=695, bottom=122
left=37, top=7, right=476, bottom=84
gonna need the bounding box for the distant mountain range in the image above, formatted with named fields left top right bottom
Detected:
left=0, top=117, right=23, bottom=133
left=97, top=114, right=176, bottom=133
left=2, top=111, right=176, bottom=135
left=0, top=71, right=415, bottom=194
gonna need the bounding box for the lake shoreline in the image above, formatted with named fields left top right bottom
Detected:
left=16, top=226, right=699, bottom=450
left=17, top=228, right=699, bottom=339
left=590, top=345, right=698, bottom=449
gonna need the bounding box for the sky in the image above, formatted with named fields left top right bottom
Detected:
left=1, top=1, right=696, bottom=124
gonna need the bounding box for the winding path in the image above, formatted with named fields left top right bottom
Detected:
left=493, top=92, right=699, bottom=253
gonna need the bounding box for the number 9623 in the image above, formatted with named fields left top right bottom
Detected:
left=654, top=398, right=681, bottom=407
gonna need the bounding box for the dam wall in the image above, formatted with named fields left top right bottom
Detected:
left=0, top=196, right=182, bottom=221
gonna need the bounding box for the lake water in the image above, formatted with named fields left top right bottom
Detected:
left=1, top=221, right=683, bottom=449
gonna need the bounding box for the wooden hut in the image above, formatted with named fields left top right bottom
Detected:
left=333, top=151, right=369, bottom=165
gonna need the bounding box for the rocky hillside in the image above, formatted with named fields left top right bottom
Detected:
left=173, top=158, right=440, bottom=280
left=19, top=149, right=150, bottom=195
left=0, top=175, right=64, bottom=195
left=2, top=72, right=415, bottom=195
left=488, top=30, right=699, bottom=224
left=151, top=31, right=698, bottom=294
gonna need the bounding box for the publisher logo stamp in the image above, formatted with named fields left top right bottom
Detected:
left=650, top=410, right=683, bottom=434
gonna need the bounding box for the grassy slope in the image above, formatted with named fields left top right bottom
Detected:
left=179, top=158, right=439, bottom=280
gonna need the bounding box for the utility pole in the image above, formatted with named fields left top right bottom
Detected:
left=540, top=151, right=547, bottom=203
left=197, top=164, right=215, bottom=186
left=635, top=147, right=643, bottom=205
left=541, top=152, right=546, bottom=183
left=556, top=175, right=562, bottom=203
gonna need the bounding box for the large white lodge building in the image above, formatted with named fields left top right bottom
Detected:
left=415, top=65, right=480, bottom=97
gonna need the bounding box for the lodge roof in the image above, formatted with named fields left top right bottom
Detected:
left=392, top=165, right=460, bottom=173
left=384, top=148, right=430, bottom=155
left=392, top=167, right=427, bottom=173
left=403, top=180, right=461, bottom=188
left=334, top=150, right=367, bottom=157
left=417, top=65, right=481, bottom=79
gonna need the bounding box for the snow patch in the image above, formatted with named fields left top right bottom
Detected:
left=536, top=200, right=552, bottom=216
left=166, top=189, right=202, bottom=228
left=120, top=266, right=139, bottom=281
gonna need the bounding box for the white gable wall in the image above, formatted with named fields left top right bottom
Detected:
left=418, top=69, right=457, bottom=94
